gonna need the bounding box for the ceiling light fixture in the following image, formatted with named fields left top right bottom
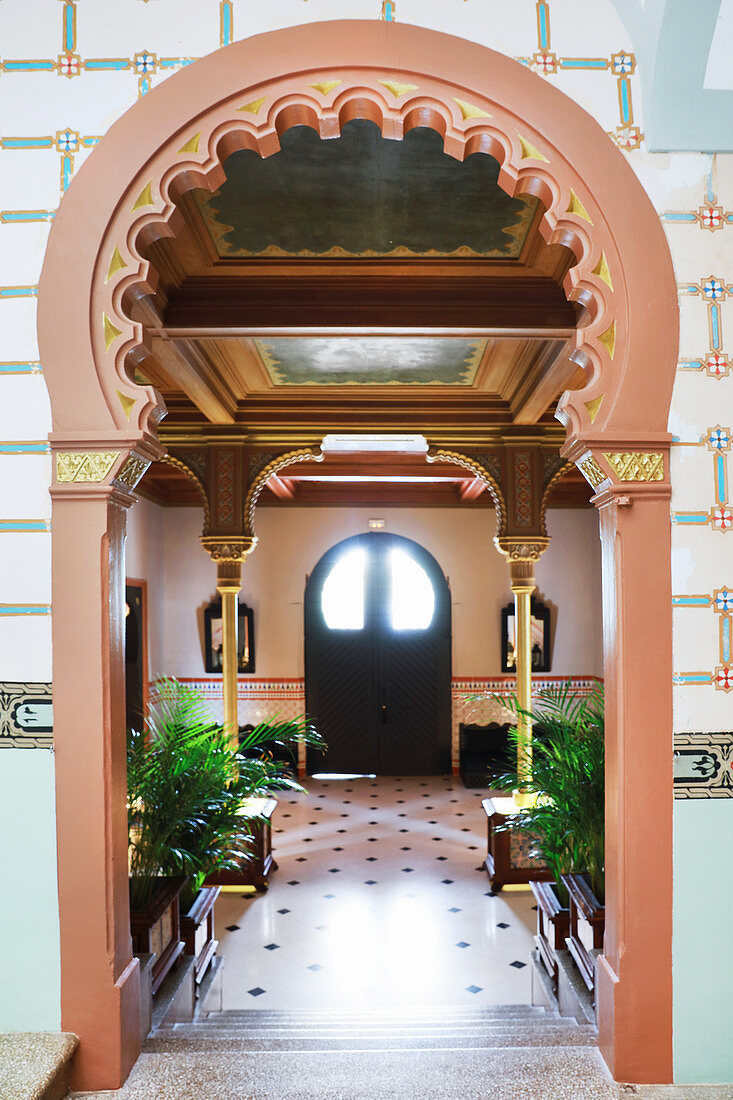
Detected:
left=320, top=433, right=429, bottom=454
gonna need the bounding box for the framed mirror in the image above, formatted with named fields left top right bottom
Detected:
left=501, top=598, right=551, bottom=674
left=203, top=600, right=255, bottom=674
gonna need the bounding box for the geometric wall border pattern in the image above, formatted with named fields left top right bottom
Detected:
left=0, top=682, right=53, bottom=749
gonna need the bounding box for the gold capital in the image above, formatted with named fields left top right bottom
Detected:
left=507, top=558, right=537, bottom=592
left=200, top=535, right=258, bottom=563
left=494, top=536, right=550, bottom=565
left=603, top=451, right=664, bottom=482
left=56, top=450, right=119, bottom=483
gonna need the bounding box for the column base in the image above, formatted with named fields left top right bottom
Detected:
left=67, top=956, right=141, bottom=1092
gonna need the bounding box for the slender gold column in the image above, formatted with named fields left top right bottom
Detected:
left=201, top=536, right=257, bottom=748
left=216, top=560, right=242, bottom=745
left=495, top=539, right=549, bottom=807
left=510, top=559, right=537, bottom=796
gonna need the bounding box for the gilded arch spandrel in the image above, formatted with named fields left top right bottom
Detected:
left=425, top=448, right=507, bottom=535
left=243, top=447, right=325, bottom=539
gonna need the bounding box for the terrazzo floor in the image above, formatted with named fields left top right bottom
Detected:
left=213, top=774, right=537, bottom=1009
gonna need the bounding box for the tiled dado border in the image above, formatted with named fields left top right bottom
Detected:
left=674, top=732, right=733, bottom=798
left=177, top=676, right=604, bottom=771
left=0, top=682, right=53, bottom=748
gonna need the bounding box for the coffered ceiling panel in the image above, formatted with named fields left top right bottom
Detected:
left=254, top=337, right=486, bottom=387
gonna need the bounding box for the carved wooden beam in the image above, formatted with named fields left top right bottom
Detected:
left=150, top=338, right=237, bottom=424
left=267, top=473, right=297, bottom=500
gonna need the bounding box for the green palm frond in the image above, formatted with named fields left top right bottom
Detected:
left=128, top=678, right=327, bottom=908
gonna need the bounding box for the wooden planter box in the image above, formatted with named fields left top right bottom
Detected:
left=181, top=885, right=221, bottom=985
left=481, top=797, right=552, bottom=891
left=530, top=879, right=570, bottom=994
left=205, top=797, right=278, bottom=892
left=129, top=875, right=186, bottom=995
left=561, top=872, right=605, bottom=993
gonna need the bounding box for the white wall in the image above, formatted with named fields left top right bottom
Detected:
left=126, top=501, right=603, bottom=680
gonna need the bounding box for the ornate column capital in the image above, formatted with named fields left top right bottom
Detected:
left=49, top=433, right=160, bottom=507
left=494, top=536, right=550, bottom=563
left=494, top=536, right=550, bottom=592
left=200, top=535, right=258, bottom=588
left=199, top=535, right=258, bottom=563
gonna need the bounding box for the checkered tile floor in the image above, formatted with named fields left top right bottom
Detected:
left=214, top=776, right=536, bottom=1009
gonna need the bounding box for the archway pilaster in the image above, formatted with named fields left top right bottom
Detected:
left=590, top=477, right=673, bottom=1083
left=49, top=478, right=144, bottom=1090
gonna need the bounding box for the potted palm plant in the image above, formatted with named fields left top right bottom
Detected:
left=128, top=679, right=324, bottom=987
left=492, top=683, right=604, bottom=995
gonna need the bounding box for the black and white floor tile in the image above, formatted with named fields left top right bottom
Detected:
left=215, top=776, right=536, bottom=1009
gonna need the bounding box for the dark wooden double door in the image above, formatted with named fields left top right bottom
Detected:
left=305, top=533, right=451, bottom=775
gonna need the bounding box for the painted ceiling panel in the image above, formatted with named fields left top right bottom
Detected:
left=255, top=337, right=486, bottom=386
left=195, top=120, right=539, bottom=258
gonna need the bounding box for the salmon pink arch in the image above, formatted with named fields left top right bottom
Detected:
left=38, top=22, right=678, bottom=451
left=37, top=20, right=678, bottom=1092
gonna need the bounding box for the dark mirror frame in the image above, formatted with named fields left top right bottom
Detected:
left=203, top=600, right=255, bottom=674
left=501, top=598, right=551, bottom=674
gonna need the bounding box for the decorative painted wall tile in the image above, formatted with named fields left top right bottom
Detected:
left=452, top=676, right=601, bottom=769
left=674, top=732, right=733, bottom=798
left=0, top=682, right=53, bottom=749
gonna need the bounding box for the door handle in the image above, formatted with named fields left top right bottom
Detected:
left=380, top=704, right=387, bottom=724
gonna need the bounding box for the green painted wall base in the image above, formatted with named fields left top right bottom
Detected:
left=674, top=798, right=733, bottom=1083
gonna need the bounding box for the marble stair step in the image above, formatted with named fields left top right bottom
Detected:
left=204, top=1005, right=556, bottom=1023
left=195, top=1012, right=563, bottom=1026
left=145, top=1029, right=598, bottom=1053
left=158, top=1020, right=594, bottom=1038
left=0, top=1033, right=79, bottom=1100
left=176, top=1019, right=591, bottom=1034
left=181, top=1023, right=579, bottom=1036
left=166, top=1023, right=596, bottom=1040
left=69, top=1047, right=624, bottom=1100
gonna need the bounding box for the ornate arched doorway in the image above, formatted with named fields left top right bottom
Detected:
left=38, top=21, right=677, bottom=1090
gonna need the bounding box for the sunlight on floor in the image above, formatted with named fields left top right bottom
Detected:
left=214, top=776, right=536, bottom=1009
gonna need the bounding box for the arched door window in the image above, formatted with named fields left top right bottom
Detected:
left=319, top=543, right=436, bottom=632
left=321, top=548, right=366, bottom=630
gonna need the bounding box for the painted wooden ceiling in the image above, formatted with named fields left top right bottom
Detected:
left=133, top=118, right=588, bottom=508
left=193, top=121, right=540, bottom=259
